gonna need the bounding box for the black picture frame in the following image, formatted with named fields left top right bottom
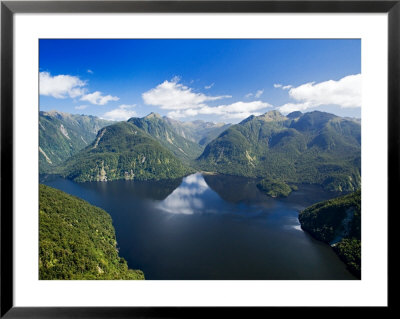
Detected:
left=1, top=1, right=397, bottom=317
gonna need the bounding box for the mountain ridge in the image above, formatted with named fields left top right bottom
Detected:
left=197, top=110, right=361, bottom=192
left=39, top=111, right=113, bottom=173
left=58, top=121, right=194, bottom=182
left=127, top=114, right=204, bottom=164
left=41, top=109, right=361, bottom=194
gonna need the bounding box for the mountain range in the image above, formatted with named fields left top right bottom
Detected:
left=40, top=109, right=361, bottom=193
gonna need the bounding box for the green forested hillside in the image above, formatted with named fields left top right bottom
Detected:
left=58, top=121, right=194, bottom=182
left=298, top=189, right=361, bottom=278
left=197, top=110, right=361, bottom=192
left=39, top=111, right=113, bottom=173
left=128, top=113, right=203, bottom=163
left=256, top=178, right=297, bottom=197
left=39, top=184, right=144, bottom=280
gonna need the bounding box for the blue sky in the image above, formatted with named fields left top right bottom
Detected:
left=39, top=39, right=361, bottom=123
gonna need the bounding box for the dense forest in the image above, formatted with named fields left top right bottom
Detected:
left=298, top=189, right=361, bottom=278
left=39, top=184, right=144, bottom=280
left=256, top=178, right=298, bottom=197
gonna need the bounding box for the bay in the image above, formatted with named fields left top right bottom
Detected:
left=41, top=173, right=356, bottom=280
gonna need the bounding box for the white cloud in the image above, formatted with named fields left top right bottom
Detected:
left=274, top=83, right=292, bottom=90
left=167, top=100, right=271, bottom=120
left=171, top=75, right=181, bottom=83
left=74, top=105, right=88, bottom=110
left=143, top=79, right=272, bottom=121
left=119, top=104, right=136, bottom=109
left=215, top=101, right=270, bottom=114
left=279, top=102, right=312, bottom=114
left=279, top=74, right=361, bottom=114
left=142, top=80, right=231, bottom=110
left=81, top=91, right=120, bottom=105
left=102, top=104, right=137, bottom=121
left=254, top=89, right=264, bottom=98
left=40, top=71, right=119, bottom=107
left=246, top=89, right=264, bottom=98
left=39, top=71, right=87, bottom=98
left=204, top=83, right=214, bottom=89
left=87, top=69, right=93, bottom=74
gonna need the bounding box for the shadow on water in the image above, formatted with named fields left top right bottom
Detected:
left=40, top=174, right=183, bottom=201
left=203, top=174, right=266, bottom=204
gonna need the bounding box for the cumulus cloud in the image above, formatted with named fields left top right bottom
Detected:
left=80, top=91, right=120, bottom=105
left=171, top=75, right=181, bottom=83
left=143, top=79, right=271, bottom=121
left=40, top=71, right=119, bottom=106
left=273, top=84, right=282, bottom=88
left=279, top=102, right=312, bottom=113
left=39, top=71, right=87, bottom=98
left=102, top=104, right=137, bottom=121
left=279, top=74, right=361, bottom=114
left=142, top=80, right=231, bottom=110
left=167, top=100, right=271, bottom=120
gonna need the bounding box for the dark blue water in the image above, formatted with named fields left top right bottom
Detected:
left=41, top=173, right=356, bottom=280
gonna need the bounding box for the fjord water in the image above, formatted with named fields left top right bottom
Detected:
left=41, top=173, right=356, bottom=280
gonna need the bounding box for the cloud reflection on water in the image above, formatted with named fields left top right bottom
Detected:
left=156, top=173, right=212, bottom=215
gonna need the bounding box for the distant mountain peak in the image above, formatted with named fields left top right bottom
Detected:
left=258, top=110, right=287, bottom=122
left=42, top=110, right=71, bottom=120
left=286, top=111, right=303, bottom=119
left=144, top=112, right=162, bottom=119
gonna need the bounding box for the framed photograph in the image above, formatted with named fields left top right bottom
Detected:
left=1, top=0, right=396, bottom=317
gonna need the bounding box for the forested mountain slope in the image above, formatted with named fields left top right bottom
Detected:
left=39, top=184, right=144, bottom=280
left=59, top=121, right=194, bottom=182
left=39, top=111, right=113, bottom=173
left=197, top=110, right=361, bottom=192
left=299, top=189, right=361, bottom=278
